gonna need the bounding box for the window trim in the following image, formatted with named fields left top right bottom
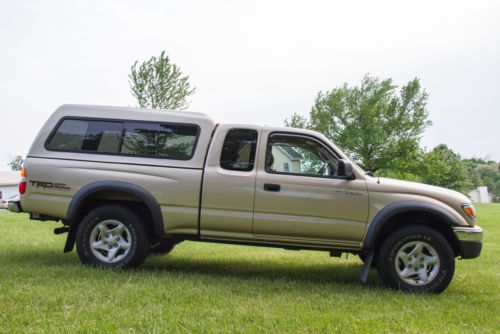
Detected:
left=264, top=131, right=352, bottom=180
left=219, top=128, right=259, bottom=172
left=44, top=116, right=201, bottom=161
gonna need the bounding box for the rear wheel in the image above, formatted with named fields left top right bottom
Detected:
left=76, top=205, right=150, bottom=269
left=377, top=225, right=455, bottom=293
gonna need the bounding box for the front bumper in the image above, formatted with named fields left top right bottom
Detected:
left=452, top=225, right=483, bottom=259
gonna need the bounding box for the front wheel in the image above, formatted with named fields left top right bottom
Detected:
left=377, top=225, right=455, bottom=293
left=76, top=205, right=150, bottom=269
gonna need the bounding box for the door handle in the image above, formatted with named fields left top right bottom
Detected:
left=264, top=183, right=281, bottom=192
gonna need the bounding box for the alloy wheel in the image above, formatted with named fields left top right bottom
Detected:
left=89, top=220, right=132, bottom=263
left=394, top=241, right=440, bottom=286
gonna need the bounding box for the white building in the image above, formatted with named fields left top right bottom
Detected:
left=468, top=186, right=492, bottom=204
left=0, top=171, right=20, bottom=199
left=271, top=146, right=302, bottom=173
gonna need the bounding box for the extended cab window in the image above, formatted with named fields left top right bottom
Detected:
left=220, top=129, right=258, bottom=171
left=47, top=118, right=199, bottom=160
left=266, top=134, right=340, bottom=177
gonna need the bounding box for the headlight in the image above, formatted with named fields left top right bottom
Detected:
left=461, top=203, right=477, bottom=224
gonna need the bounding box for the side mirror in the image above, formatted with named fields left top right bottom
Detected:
left=338, top=159, right=354, bottom=180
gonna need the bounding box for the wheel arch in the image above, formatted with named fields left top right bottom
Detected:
left=363, top=201, right=461, bottom=255
left=64, top=181, right=164, bottom=252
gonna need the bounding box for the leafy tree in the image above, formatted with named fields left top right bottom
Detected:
left=462, top=159, right=483, bottom=189
left=129, top=51, right=195, bottom=110
left=286, top=75, right=431, bottom=174
left=8, top=155, right=23, bottom=171
left=421, top=144, right=471, bottom=194
left=284, top=113, right=308, bottom=129
left=493, top=181, right=500, bottom=202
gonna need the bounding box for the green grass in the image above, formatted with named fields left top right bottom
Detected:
left=0, top=204, right=499, bottom=333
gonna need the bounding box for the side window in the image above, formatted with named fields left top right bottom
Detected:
left=47, top=119, right=123, bottom=153
left=47, top=118, right=199, bottom=160
left=266, top=134, right=339, bottom=177
left=220, top=129, right=258, bottom=171
left=121, top=122, right=198, bottom=159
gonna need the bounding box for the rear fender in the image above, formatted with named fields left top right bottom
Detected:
left=63, top=181, right=163, bottom=252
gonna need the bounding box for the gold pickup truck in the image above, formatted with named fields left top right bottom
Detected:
left=8, top=104, right=483, bottom=293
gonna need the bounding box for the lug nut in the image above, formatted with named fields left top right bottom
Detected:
left=116, top=237, right=120, bottom=241
left=108, top=245, right=112, bottom=249
left=114, top=244, right=118, bottom=248
left=112, top=232, right=116, bottom=236
left=414, top=268, right=418, bottom=272
left=105, top=234, right=109, bottom=238
left=420, top=257, right=424, bottom=261
left=409, top=264, right=413, bottom=268
left=103, top=240, right=108, bottom=245
left=420, top=264, right=424, bottom=268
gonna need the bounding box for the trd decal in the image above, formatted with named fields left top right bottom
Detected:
left=29, top=180, right=70, bottom=191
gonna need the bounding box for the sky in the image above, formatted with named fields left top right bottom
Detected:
left=1, top=0, right=499, bottom=170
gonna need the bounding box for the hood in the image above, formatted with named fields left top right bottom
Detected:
left=366, top=176, right=470, bottom=208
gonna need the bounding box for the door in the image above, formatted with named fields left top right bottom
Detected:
left=200, top=127, right=260, bottom=239
left=253, top=132, right=368, bottom=245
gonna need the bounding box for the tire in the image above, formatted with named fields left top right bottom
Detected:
left=377, top=225, right=455, bottom=293
left=76, top=205, right=150, bottom=269
left=150, top=240, right=175, bottom=256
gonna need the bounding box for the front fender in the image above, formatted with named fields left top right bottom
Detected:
left=362, top=201, right=460, bottom=250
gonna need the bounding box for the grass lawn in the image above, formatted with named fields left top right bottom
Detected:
left=0, top=204, right=499, bottom=333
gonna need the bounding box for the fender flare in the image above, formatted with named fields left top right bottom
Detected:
left=362, top=201, right=460, bottom=250
left=64, top=181, right=164, bottom=252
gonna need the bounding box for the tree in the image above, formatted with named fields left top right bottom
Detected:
left=129, top=51, right=195, bottom=110
left=284, top=113, right=308, bottom=129
left=8, top=155, right=23, bottom=171
left=286, top=74, right=431, bottom=174
left=421, top=144, right=471, bottom=194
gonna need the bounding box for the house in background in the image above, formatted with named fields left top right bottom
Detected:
left=271, top=146, right=302, bottom=173
left=0, top=171, right=20, bottom=199
left=468, top=186, right=492, bottom=204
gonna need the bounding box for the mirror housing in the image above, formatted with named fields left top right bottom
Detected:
left=338, top=159, right=354, bottom=180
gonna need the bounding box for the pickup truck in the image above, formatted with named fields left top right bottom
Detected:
left=8, top=104, right=483, bottom=293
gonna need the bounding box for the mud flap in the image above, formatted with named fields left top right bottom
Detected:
left=64, top=225, right=77, bottom=253
left=359, top=249, right=374, bottom=283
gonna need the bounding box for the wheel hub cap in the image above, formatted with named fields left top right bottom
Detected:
left=395, top=241, right=440, bottom=286
left=89, top=220, right=132, bottom=263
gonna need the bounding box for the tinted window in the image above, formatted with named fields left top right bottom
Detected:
left=47, top=119, right=123, bottom=153
left=220, top=129, right=258, bottom=171
left=121, top=122, right=198, bottom=159
left=266, top=134, right=339, bottom=177
left=47, top=118, right=199, bottom=160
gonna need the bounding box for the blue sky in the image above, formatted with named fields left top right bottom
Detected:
left=1, top=0, right=499, bottom=169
